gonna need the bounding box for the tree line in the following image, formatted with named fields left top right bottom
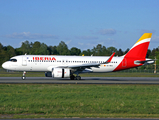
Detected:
left=0, top=40, right=159, bottom=67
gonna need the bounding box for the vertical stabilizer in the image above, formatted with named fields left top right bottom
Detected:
left=125, top=33, right=152, bottom=59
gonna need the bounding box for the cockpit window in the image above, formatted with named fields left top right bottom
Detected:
left=9, top=59, right=17, bottom=62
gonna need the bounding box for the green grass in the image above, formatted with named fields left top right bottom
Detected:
left=1, top=84, right=159, bottom=118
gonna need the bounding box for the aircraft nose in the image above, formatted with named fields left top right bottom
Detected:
left=2, top=62, right=9, bottom=69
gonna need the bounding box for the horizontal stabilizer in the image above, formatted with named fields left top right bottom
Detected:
left=134, top=59, right=155, bottom=65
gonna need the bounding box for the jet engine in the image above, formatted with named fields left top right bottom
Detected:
left=45, top=68, right=70, bottom=78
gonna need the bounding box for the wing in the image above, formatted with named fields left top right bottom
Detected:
left=58, top=52, right=116, bottom=70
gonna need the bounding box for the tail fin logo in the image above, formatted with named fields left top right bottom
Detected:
left=125, top=33, right=152, bottom=59
left=113, top=33, right=152, bottom=72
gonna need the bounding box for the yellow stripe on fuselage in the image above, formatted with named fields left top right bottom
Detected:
left=135, top=33, right=152, bottom=44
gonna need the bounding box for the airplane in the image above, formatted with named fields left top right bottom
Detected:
left=2, top=33, right=154, bottom=80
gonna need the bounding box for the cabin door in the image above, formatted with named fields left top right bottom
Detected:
left=22, top=56, right=27, bottom=66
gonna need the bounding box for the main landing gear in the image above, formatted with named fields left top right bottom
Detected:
left=70, top=75, right=81, bottom=80
left=22, top=71, right=26, bottom=80
left=76, top=76, right=81, bottom=80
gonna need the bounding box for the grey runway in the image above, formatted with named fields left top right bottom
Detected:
left=0, top=77, right=159, bottom=84
left=1, top=118, right=158, bottom=120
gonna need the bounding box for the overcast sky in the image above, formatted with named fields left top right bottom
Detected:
left=0, top=0, right=159, bottom=51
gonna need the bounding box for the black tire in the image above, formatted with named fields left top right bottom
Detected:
left=70, top=75, right=75, bottom=80
left=76, top=76, right=81, bottom=80
left=22, top=76, right=26, bottom=80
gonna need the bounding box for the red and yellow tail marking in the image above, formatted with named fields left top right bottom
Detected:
left=125, top=33, right=152, bottom=59
left=113, top=33, right=152, bottom=72
left=135, top=33, right=152, bottom=44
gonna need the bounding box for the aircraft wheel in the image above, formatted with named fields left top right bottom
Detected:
left=76, top=76, right=81, bottom=80
left=22, top=76, right=26, bottom=80
left=70, top=75, right=75, bottom=80
left=22, top=71, right=26, bottom=80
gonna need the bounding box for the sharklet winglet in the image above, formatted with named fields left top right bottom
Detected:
left=102, top=52, right=115, bottom=64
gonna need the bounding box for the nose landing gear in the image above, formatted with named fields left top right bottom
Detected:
left=22, top=71, right=26, bottom=80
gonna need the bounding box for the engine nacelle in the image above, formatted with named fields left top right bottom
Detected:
left=45, top=68, right=70, bottom=78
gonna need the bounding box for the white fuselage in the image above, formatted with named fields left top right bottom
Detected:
left=2, top=55, right=124, bottom=73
